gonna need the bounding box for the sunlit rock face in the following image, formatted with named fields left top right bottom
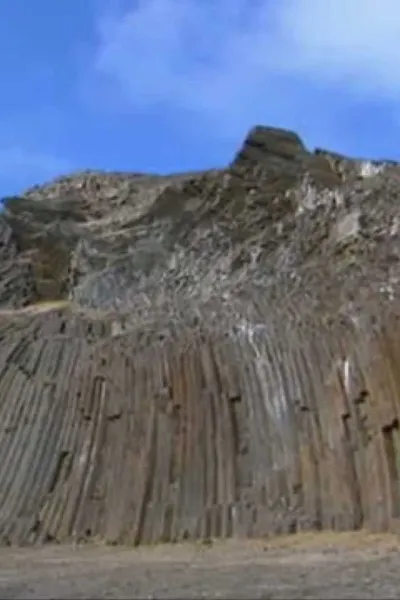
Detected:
left=1, top=125, right=399, bottom=317
left=0, top=126, right=399, bottom=546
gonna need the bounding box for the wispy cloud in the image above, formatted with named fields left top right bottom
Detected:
left=0, top=146, right=71, bottom=195
left=0, top=146, right=70, bottom=175
left=276, top=0, right=400, bottom=94
left=89, top=0, right=400, bottom=139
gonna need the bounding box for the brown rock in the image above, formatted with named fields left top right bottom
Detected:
left=0, top=125, right=398, bottom=547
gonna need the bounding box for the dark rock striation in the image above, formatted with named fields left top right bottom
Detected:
left=0, top=126, right=399, bottom=546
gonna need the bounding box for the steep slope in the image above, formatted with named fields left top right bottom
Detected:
left=0, top=126, right=399, bottom=546
left=1, top=126, right=397, bottom=319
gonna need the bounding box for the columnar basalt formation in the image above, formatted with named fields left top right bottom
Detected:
left=0, top=126, right=400, bottom=546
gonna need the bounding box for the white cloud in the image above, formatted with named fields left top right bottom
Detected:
left=0, top=147, right=72, bottom=196
left=0, top=147, right=70, bottom=179
left=92, top=0, right=279, bottom=120
left=90, top=0, right=400, bottom=135
left=276, top=0, right=400, bottom=93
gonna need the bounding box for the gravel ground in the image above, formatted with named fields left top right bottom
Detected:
left=1, top=532, right=400, bottom=599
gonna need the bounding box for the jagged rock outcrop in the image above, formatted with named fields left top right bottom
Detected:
left=0, top=125, right=400, bottom=546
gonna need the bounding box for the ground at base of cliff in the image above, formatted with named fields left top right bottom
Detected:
left=1, top=532, right=400, bottom=599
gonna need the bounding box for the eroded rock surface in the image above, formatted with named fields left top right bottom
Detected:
left=0, top=126, right=400, bottom=546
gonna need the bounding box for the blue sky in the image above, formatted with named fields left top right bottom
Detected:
left=1, top=0, right=400, bottom=198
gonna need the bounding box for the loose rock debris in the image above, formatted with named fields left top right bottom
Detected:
left=0, top=533, right=400, bottom=599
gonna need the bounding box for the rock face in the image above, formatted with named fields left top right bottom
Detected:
left=0, top=125, right=400, bottom=546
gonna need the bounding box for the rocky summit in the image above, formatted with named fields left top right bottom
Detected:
left=0, top=125, right=399, bottom=546
left=1, top=125, right=399, bottom=321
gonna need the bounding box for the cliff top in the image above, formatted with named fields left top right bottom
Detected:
left=0, top=125, right=398, bottom=329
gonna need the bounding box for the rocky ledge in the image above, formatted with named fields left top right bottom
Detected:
left=0, top=126, right=399, bottom=547
left=1, top=125, right=398, bottom=320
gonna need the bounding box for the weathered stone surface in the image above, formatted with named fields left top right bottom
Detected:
left=0, top=125, right=400, bottom=546
left=231, top=125, right=307, bottom=168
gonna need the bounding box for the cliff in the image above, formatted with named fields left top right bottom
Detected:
left=0, top=126, right=399, bottom=546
